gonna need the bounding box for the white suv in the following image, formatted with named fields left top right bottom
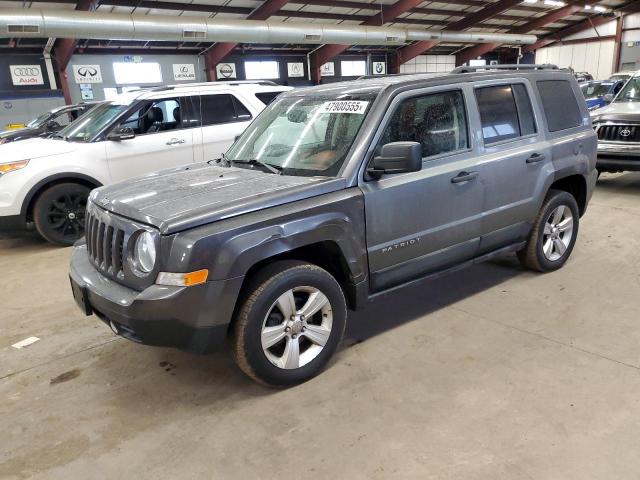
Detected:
left=0, top=81, right=291, bottom=245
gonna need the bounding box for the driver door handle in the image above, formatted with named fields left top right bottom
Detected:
left=526, top=153, right=545, bottom=163
left=166, top=138, right=185, bottom=146
left=451, top=171, right=479, bottom=184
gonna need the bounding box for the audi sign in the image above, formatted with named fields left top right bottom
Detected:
left=10, top=65, right=44, bottom=86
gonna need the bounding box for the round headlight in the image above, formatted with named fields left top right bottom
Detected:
left=134, top=231, right=156, bottom=273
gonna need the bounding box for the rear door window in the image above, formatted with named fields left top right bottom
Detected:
left=199, top=94, right=253, bottom=126
left=536, top=80, right=582, bottom=132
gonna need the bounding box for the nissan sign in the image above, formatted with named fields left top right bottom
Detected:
left=10, top=65, right=44, bottom=86
left=216, top=63, right=237, bottom=80
left=72, top=64, right=103, bottom=84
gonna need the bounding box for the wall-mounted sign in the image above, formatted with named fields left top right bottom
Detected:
left=72, top=65, right=103, bottom=84
left=287, top=62, right=304, bottom=78
left=320, top=62, right=335, bottom=77
left=10, top=65, right=44, bottom=86
left=216, top=63, right=237, bottom=80
left=173, top=64, right=196, bottom=81
left=79, top=83, right=94, bottom=100
left=123, top=55, right=144, bottom=63
left=372, top=62, right=386, bottom=75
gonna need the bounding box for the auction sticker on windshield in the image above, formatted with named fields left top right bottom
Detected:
left=320, top=101, right=369, bottom=114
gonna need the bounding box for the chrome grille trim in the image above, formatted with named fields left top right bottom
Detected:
left=85, top=203, right=127, bottom=279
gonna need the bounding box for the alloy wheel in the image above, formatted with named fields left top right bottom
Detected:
left=542, top=205, right=574, bottom=262
left=261, top=286, right=333, bottom=370
left=46, top=192, right=86, bottom=241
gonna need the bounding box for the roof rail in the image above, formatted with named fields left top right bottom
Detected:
left=451, top=64, right=560, bottom=74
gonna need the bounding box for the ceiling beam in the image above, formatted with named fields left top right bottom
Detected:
left=454, top=0, right=603, bottom=66
left=53, top=0, right=100, bottom=104
left=203, top=0, right=290, bottom=80
left=394, top=0, right=523, bottom=68
left=521, top=0, right=640, bottom=53
left=308, top=0, right=427, bottom=83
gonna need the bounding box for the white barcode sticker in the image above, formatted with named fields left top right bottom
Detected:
left=319, top=101, right=369, bottom=114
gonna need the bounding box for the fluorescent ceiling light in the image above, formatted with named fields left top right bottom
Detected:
left=522, top=0, right=538, bottom=3
left=593, top=5, right=607, bottom=12
left=543, top=0, right=566, bottom=6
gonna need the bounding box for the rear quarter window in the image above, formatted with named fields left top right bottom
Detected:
left=255, top=91, right=283, bottom=106
left=536, top=80, right=583, bottom=132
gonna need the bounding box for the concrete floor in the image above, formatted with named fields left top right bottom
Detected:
left=2, top=173, right=640, bottom=479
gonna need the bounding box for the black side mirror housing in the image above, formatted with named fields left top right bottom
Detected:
left=45, top=120, right=60, bottom=131
left=107, top=127, right=135, bottom=141
left=367, top=142, right=422, bottom=179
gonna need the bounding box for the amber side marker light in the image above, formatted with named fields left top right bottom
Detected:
left=0, top=160, right=29, bottom=175
left=156, top=269, right=209, bottom=287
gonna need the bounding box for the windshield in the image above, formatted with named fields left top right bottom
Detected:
left=56, top=102, right=130, bottom=142
left=614, top=77, right=640, bottom=103
left=26, top=112, right=52, bottom=128
left=581, top=82, right=612, bottom=98
left=225, top=94, right=376, bottom=177
left=610, top=74, right=630, bottom=81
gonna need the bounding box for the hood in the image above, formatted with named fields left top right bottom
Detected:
left=0, top=127, right=43, bottom=143
left=0, top=137, right=76, bottom=161
left=591, top=101, right=640, bottom=123
left=91, top=163, right=346, bottom=234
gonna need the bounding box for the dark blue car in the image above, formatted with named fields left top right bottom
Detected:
left=580, top=80, right=626, bottom=111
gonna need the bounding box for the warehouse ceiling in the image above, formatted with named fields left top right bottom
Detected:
left=0, top=0, right=632, bottom=56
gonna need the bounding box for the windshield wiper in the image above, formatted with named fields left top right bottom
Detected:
left=208, top=152, right=231, bottom=167
left=230, top=159, right=282, bottom=175
left=50, top=132, right=68, bottom=141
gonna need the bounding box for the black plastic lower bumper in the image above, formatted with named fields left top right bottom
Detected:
left=0, top=214, right=26, bottom=233
left=69, top=244, right=244, bottom=354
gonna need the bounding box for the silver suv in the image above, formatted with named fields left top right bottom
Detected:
left=70, top=64, right=597, bottom=386
left=591, top=72, right=640, bottom=173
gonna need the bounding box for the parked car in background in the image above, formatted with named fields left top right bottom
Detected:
left=574, top=71, right=593, bottom=83
left=0, top=102, right=99, bottom=144
left=0, top=81, right=291, bottom=245
left=592, top=72, right=640, bottom=174
left=69, top=64, right=596, bottom=386
left=609, top=71, right=635, bottom=82
left=580, top=79, right=625, bottom=111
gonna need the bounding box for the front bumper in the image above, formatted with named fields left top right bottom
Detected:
left=0, top=214, right=26, bottom=233
left=597, top=142, right=640, bottom=171
left=69, top=243, right=244, bottom=354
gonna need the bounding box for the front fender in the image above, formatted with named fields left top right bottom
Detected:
left=164, top=188, right=367, bottom=282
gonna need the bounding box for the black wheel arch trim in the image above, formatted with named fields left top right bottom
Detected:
left=20, top=173, right=103, bottom=220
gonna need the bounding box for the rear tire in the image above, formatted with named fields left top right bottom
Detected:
left=33, top=183, right=90, bottom=246
left=231, top=260, right=347, bottom=387
left=517, top=189, right=579, bottom=272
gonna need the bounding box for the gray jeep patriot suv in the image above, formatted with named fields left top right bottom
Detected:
left=69, top=65, right=597, bottom=386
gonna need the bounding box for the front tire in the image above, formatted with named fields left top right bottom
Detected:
left=231, top=260, right=347, bottom=387
left=33, top=183, right=89, bottom=246
left=518, top=189, right=579, bottom=272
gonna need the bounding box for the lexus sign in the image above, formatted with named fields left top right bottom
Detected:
left=72, top=64, right=103, bottom=84
left=10, top=65, right=44, bottom=86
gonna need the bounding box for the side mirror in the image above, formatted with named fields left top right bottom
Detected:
left=107, top=127, right=135, bottom=141
left=603, top=93, right=614, bottom=103
left=45, top=120, right=60, bottom=131
left=367, top=142, right=422, bottom=179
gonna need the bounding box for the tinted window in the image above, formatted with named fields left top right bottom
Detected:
left=476, top=85, right=520, bottom=144
left=199, top=94, right=253, bottom=126
left=513, top=84, right=536, bottom=136
left=381, top=90, right=468, bottom=158
left=233, top=97, right=252, bottom=121
left=537, top=80, right=582, bottom=132
left=255, top=91, right=282, bottom=106
left=118, top=98, right=181, bottom=135
left=200, top=94, right=237, bottom=126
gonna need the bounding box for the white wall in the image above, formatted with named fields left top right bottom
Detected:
left=399, top=55, right=456, bottom=74
left=535, top=40, right=615, bottom=79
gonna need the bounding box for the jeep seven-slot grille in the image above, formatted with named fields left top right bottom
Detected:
left=85, top=210, right=125, bottom=276
left=596, top=124, right=640, bottom=143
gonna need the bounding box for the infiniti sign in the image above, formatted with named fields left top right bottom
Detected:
left=72, top=65, right=103, bottom=84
